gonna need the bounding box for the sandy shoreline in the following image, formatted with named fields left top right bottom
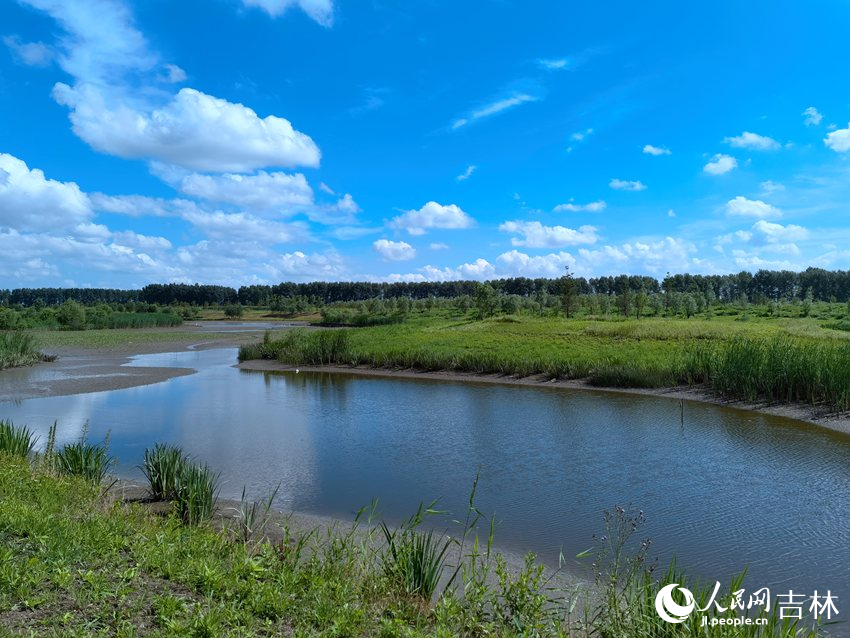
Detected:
left=238, top=359, right=850, bottom=436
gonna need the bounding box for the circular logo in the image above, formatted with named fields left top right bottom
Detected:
left=655, top=583, right=696, bottom=623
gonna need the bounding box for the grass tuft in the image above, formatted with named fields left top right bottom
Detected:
left=0, top=419, right=38, bottom=457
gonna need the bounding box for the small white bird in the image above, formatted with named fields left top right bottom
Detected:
left=295, top=369, right=300, bottom=373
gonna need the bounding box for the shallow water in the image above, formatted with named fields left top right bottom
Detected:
left=3, top=347, right=850, bottom=612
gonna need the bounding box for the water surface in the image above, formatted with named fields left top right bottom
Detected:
left=3, top=347, right=849, bottom=611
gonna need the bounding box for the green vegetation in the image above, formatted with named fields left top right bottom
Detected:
left=0, top=448, right=825, bottom=636
left=0, top=301, right=182, bottom=332
left=32, top=328, right=238, bottom=350
left=0, top=420, right=38, bottom=457
left=173, top=462, right=221, bottom=527
left=141, top=443, right=186, bottom=501
left=0, top=331, right=52, bottom=370
left=241, top=307, right=850, bottom=412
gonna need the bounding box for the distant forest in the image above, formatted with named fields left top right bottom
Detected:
left=3, top=267, right=850, bottom=307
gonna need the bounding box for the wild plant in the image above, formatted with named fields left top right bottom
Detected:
left=173, top=462, right=221, bottom=526
left=229, top=483, right=280, bottom=544
left=0, top=419, right=38, bottom=457
left=141, top=443, right=186, bottom=501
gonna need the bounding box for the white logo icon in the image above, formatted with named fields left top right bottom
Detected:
left=655, top=583, right=696, bottom=623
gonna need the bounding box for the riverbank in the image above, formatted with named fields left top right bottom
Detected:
left=238, top=359, right=850, bottom=436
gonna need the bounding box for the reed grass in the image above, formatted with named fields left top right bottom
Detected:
left=55, top=440, right=114, bottom=483
left=0, top=419, right=38, bottom=457
left=141, top=442, right=186, bottom=501
left=0, top=330, right=50, bottom=370
left=173, top=462, right=221, bottom=526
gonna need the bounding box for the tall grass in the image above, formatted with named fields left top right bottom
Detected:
left=174, top=462, right=221, bottom=526
left=55, top=441, right=114, bottom=483
left=0, top=420, right=38, bottom=457
left=0, top=330, right=50, bottom=370
left=685, top=336, right=850, bottom=411
left=238, top=329, right=351, bottom=365
left=88, top=311, right=183, bottom=329
left=141, top=443, right=186, bottom=501
left=380, top=501, right=455, bottom=601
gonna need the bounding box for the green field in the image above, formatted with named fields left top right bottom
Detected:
left=31, top=329, right=243, bottom=351
left=242, top=308, right=850, bottom=411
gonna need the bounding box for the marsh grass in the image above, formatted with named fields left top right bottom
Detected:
left=230, top=483, right=280, bottom=544
left=141, top=443, right=186, bottom=501
left=380, top=500, right=455, bottom=602
left=0, top=419, right=37, bottom=457
left=0, top=330, right=51, bottom=370
left=55, top=440, right=114, bottom=483
left=174, top=462, right=221, bottom=526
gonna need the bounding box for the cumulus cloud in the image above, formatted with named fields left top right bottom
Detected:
left=3, top=35, right=53, bottom=66
left=389, top=202, right=475, bottom=235
left=751, top=220, right=808, bottom=243
left=373, top=239, right=416, bottom=261
left=53, top=85, right=320, bottom=172
left=498, top=220, right=598, bottom=248
left=723, top=131, right=780, bottom=151
left=824, top=124, right=850, bottom=153
left=803, top=107, right=823, bottom=127
left=456, top=165, right=477, bottom=181
left=725, top=196, right=781, bottom=219
left=176, top=171, right=313, bottom=212
left=181, top=210, right=307, bottom=243
left=242, top=0, right=334, bottom=26
left=703, top=153, right=738, bottom=175
left=553, top=200, right=606, bottom=212
left=268, top=250, right=347, bottom=279
left=609, top=178, right=646, bottom=191
left=0, top=153, right=91, bottom=231
left=642, top=144, right=671, bottom=156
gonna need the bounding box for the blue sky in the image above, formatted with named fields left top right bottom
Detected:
left=1, top=0, right=850, bottom=288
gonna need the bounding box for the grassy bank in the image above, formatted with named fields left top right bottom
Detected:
left=0, top=437, right=825, bottom=636
left=32, top=328, right=242, bottom=351
left=0, top=331, right=52, bottom=370
left=240, top=312, right=850, bottom=412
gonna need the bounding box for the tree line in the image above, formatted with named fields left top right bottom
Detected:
left=3, top=267, right=850, bottom=308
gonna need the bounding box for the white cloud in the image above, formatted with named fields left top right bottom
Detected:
left=456, top=165, right=477, bottom=181
left=537, top=58, right=569, bottom=70
left=667, top=209, right=676, bottom=217
left=824, top=124, right=850, bottom=153
left=373, top=239, right=416, bottom=261
left=553, top=200, right=607, bottom=212
left=725, top=196, right=781, bottom=219
left=389, top=202, right=475, bottom=235
left=3, top=35, right=53, bottom=66
left=724, top=131, right=780, bottom=151
left=430, top=242, right=448, bottom=250
left=609, top=178, right=647, bottom=191
left=452, top=93, right=537, bottom=129
left=760, top=180, right=785, bottom=194
left=571, top=128, right=593, bottom=141
left=181, top=210, right=307, bottom=243
left=269, top=250, right=346, bottom=279
left=751, top=220, right=808, bottom=243
left=162, top=63, right=186, bottom=83
left=643, top=144, right=671, bottom=156
left=577, top=237, right=697, bottom=275
left=495, top=250, right=575, bottom=277
left=703, top=153, right=738, bottom=175
left=319, top=182, right=335, bottom=195
left=176, top=171, right=313, bottom=212
left=803, top=107, right=823, bottom=127
left=0, top=153, right=91, bottom=232
left=53, top=84, right=321, bottom=172
left=498, top=220, right=598, bottom=248
left=242, top=0, right=334, bottom=26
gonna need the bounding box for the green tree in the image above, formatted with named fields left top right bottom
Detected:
left=474, top=284, right=498, bottom=320
left=224, top=305, right=244, bottom=318
left=57, top=300, right=86, bottom=330
left=560, top=267, right=578, bottom=318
